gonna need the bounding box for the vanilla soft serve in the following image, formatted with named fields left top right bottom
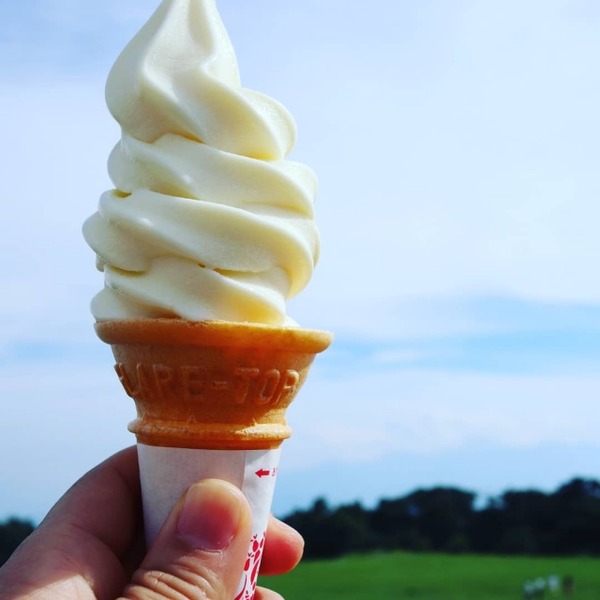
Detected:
left=83, top=0, right=319, bottom=325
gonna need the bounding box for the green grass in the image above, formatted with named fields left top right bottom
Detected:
left=260, top=552, right=599, bottom=599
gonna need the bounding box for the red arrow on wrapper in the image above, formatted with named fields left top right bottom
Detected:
left=255, top=468, right=271, bottom=478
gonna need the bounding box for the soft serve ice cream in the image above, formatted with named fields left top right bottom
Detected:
left=83, top=0, right=319, bottom=326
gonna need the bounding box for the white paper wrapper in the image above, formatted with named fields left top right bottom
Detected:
left=137, top=443, right=281, bottom=599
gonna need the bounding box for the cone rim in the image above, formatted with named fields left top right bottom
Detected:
left=95, top=318, right=333, bottom=353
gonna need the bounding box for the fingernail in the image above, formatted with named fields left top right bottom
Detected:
left=176, top=480, right=244, bottom=550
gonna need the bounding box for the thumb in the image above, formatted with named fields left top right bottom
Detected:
left=121, top=479, right=252, bottom=600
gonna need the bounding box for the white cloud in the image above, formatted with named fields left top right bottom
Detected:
left=34, top=0, right=154, bottom=27
left=1, top=80, right=115, bottom=345
left=283, top=368, right=600, bottom=469
left=284, top=0, right=600, bottom=307
left=7, top=0, right=155, bottom=37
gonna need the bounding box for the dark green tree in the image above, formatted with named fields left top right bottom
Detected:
left=370, top=496, right=430, bottom=551
left=404, top=487, right=476, bottom=552
left=370, top=487, right=475, bottom=552
left=0, top=517, right=35, bottom=567
left=285, top=498, right=351, bottom=559
left=551, top=478, right=600, bottom=554
left=496, top=490, right=552, bottom=554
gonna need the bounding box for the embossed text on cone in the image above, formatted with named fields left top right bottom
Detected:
left=95, top=318, right=332, bottom=450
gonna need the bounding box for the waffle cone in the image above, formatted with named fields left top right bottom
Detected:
left=95, top=319, right=332, bottom=450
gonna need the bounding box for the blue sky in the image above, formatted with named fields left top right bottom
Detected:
left=2, top=0, right=600, bottom=521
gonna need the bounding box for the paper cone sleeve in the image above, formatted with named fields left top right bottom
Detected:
left=95, top=319, right=332, bottom=450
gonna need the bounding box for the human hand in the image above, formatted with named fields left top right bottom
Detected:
left=0, top=447, right=303, bottom=599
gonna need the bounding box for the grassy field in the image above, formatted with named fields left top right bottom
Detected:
left=260, top=551, right=600, bottom=599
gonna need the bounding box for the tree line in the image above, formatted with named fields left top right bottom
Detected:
left=2, top=477, right=600, bottom=566
left=283, top=477, right=600, bottom=559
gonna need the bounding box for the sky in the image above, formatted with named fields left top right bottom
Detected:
left=2, top=0, right=600, bottom=522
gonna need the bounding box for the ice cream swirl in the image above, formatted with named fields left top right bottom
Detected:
left=83, top=0, right=319, bottom=325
